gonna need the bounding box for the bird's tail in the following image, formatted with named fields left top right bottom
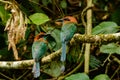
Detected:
left=61, top=42, right=66, bottom=62
left=32, top=62, right=40, bottom=78
left=60, top=42, right=66, bottom=72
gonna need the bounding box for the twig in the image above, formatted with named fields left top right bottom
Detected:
left=77, top=43, right=85, bottom=62
left=81, top=7, right=88, bottom=28
left=89, top=67, right=99, bottom=72
left=81, top=5, right=93, bottom=32
left=28, top=0, right=55, bottom=15
left=0, top=72, right=13, bottom=80
left=105, top=60, right=112, bottom=74
left=53, top=0, right=64, bottom=16
left=0, top=0, right=12, bottom=4
left=111, top=65, right=120, bottom=79
left=112, top=56, right=120, bottom=64
left=111, top=56, right=120, bottom=79
left=16, top=70, right=29, bottom=80
left=102, top=54, right=111, bottom=66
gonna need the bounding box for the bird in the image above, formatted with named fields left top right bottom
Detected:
left=56, top=16, right=78, bottom=72
left=32, top=32, right=49, bottom=78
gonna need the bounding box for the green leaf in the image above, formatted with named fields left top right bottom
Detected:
left=42, top=61, right=62, bottom=77
left=116, top=46, right=120, bottom=54
left=50, top=29, right=61, bottom=51
left=60, top=0, right=67, bottom=9
left=93, top=74, right=110, bottom=80
left=90, top=55, right=101, bottom=68
left=45, top=27, right=61, bottom=51
left=29, top=13, right=50, bottom=25
left=100, top=43, right=120, bottom=54
left=92, top=21, right=119, bottom=34
left=0, top=47, right=13, bottom=60
left=0, top=5, right=10, bottom=24
left=65, top=73, right=89, bottom=80
left=42, top=0, right=51, bottom=6
left=68, top=44, right=81, bottom=63
left=25, top=27, right=31, bottom=40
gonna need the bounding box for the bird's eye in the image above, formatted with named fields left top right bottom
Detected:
left=38, top=34, right=44, bottom=38
left=63, top=18, right=70, bottom=21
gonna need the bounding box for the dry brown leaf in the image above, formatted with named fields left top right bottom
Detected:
left=4, top=0, right=27, bottom=60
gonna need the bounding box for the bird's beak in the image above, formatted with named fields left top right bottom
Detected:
left=55, top=19, right=63, bottom=22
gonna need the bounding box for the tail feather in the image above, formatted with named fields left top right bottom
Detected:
left=61, top=42, right=66, bottom=62
left=32, top=62, right=40, bottom=78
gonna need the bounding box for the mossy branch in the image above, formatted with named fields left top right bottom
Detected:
left=0, top=33, right=120, bottom=69
left=72, top=33, right=120, bottom=44
left=0, top=47, right=69, bottom=69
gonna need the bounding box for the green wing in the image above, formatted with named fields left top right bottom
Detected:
left=32, top=41, right=47, bottom=60
left=61, top=23, right=77, bottom=42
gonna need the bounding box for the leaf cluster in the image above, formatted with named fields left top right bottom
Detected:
left=0, top=0, right=120, bottom=80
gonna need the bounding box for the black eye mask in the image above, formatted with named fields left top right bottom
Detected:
left=63, top=18, right=70, bottom=21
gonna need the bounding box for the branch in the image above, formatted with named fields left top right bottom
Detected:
left=72, top=33, right=120, bottom=44
left=0, top=60, right=33, bottom=69
left=84, top=0, right=92, bottom=74
left=0, top=47, right=69, bottom=69
left=112, top=56, right=120, bottom=64
left=0, top=33, right=120, bottom=69
left=0, top=0, right=12, bottom=4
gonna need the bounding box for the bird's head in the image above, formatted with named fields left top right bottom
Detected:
left=34, top=32, right=50, bottom=41
left=55, top=16, right=78, bottom=26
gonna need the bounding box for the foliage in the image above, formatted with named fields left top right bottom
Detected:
left=46, top=27, right=61, bottom=51
left=100, top=43, right=120, bottom=54
left=0, top=0, right=120, bottom=80
left=29, top=13, right=50, bottom=25
left=0, top=5, right=10, bottom=25
left=93, top=74, right=110, bottom=80
left=65, top=73, right=89, bottom=80
left=42, top=61, right=62, bottom=77
left=60, top=0, right=67, bottom=9
left=89, top=55, right=101, bottom=69
left=92, top=21, right=119, bottom=34
left=65, top=73, right=110, bottom=80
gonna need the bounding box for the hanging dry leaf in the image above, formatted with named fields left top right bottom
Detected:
left=4, top=0, right=27, bottom=60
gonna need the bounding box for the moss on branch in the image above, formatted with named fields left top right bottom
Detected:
left=73, top=33, right=120, bottom=44
left=0, top=33, right=120, bottom=69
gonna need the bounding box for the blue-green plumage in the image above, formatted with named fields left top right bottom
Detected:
left=32, top=38, right=48, bottom=78
left=61, top=23, right=77, bottom=61
left=60, top=23, right=77, bottom=71
left=32, top=41, right=47, bottom=61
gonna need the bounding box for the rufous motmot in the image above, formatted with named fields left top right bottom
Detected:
left=56, top=16, right=78, bottom=72
left=32, top=32, right=49, bottom=78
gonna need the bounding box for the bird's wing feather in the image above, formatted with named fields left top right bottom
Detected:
left=32, top=41, right=47, bottom=60
left=61, top=23, right=77, bottom=43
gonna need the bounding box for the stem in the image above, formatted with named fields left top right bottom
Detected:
left=102, top=54, right=111, bottom=66
left=29, top=0, right=55, bottom=15
left=16, top=70, right=29, bottom=80
left=0, top=72, right=13, bottom=80
left=0, top=0, right=12, bottom=4
left=84, top=0, right=92, bottom=74
left=111, top=65, right=120, bottom=79
left=54, top=0, right=64, bottom=16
